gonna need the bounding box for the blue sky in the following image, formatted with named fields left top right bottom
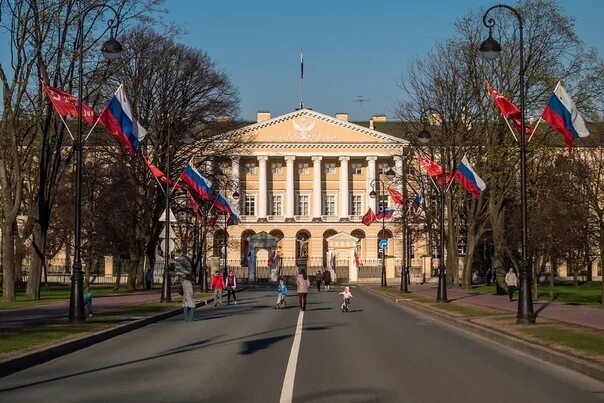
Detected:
left=164, top=0, right=603, bottom=122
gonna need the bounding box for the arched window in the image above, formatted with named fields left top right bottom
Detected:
left=351, top=229, right=366, bottom=259
left=240, top=230, right=256, bottom=266
left=322, top=229, right=338, bottom=267
left=296, top=230, right=311, bottom=260
left=269, top=229, right=285, bottom=258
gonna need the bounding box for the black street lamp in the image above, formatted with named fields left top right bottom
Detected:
left=480, top=4, right=535, bottom=324
left=400, top=151, right=411, bottom=293
left=417, top=115, right=448, bottom=303
left=370, top=169, right=394, bottom=288
left=69, top=4, right=123, bottom=323
left=160, top=121, right=172, bottom=303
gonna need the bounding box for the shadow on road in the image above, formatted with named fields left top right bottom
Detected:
left=295, top=386, right=398, bottom=402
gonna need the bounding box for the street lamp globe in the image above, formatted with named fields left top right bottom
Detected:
left=369, top=190, right=377, bottom=199
left=232, top=190, right=240, bottom=200
left=385, top=167, right=396, bottom=177
left=417, top=128, right=432, bottom=144
left=101, top=36, right=123, bottom=61
left=479, top=29, right=502, bottom=60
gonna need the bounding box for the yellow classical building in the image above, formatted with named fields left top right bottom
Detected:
left=216, top=108, right=426, bottom=282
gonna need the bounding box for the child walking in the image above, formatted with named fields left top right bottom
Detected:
left=276, top=278, right=288, bottom=308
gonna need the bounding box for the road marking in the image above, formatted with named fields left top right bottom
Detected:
left=280, top=310, right=304, bottom=403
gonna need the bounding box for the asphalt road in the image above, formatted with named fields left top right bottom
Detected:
left=0, top=287, right=603, bottom=403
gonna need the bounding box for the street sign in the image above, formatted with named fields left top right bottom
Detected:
left=159, top=224, right=177, bottom=240
left=379, top=239, right=388, bottom=250
left=159, top=208, right=177, bottom=222
left=159, top=238, right=175, bottom=255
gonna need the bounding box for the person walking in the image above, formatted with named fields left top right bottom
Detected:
left=226, top=270, right=238, bottom=305
left=505, top=267, right=518, bottom=302
left=323, top=268, right=332, bottom=292
left=181, top=273, right=195, bottom=322
left=296, top=268, right=310, bottom=311
left=145, top=268, right=153, bottom=290
left=315, top=270, right=323, bottom=292
left=211, top=270, right=224, bottom=306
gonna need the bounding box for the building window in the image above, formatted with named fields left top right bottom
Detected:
left=351, top=195, right=362, bottom=216
left=378, top=195, right=389, bottom=211
left=298, top=162, right=309, bottom=175
left=271, top=162, right=282, bottom=175
left=244, top=162, right=256, bottom=175
left=325, top=162, right=336, bottom=175
left=351, top=162, right=362, bottom=175
left=378, top=162, right=391, bottom=175
left=244, top=195, right=256, bottom=216
left=323, top=194, right=336, bottom=216
left=270, top=194, right=282, bottom=216
left=297, top=194, right=309, bottom=216
left=410, top=241, right=415, bottom=259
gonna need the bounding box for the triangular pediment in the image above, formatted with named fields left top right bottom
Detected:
left=326, top=232, right=359, bottom=242
left=231, top=109, right=406, bottom=145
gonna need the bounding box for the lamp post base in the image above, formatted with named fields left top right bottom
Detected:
left=161, top=273, right=171, bottom=303
left=68, top=267, right=86, bottom=323
left=436, top=267, right=447, bottom=303
left=401, top=268, right=410, bottom=293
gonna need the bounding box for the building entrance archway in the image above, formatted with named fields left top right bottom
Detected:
left=245, top=231, right=279, bottom=282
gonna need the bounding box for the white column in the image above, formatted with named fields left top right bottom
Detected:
left=366, top=156, right=378, bottom=212
left=312, top=156, right=322, bottom=222
left=285, top=155, right=296, bottom=222
left=257, top=156, right=268, bottom=221
left=339, top=156, right=350, bottom=221
left=230, top=157, right=240, bottom=213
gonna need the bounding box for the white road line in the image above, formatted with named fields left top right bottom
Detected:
left=279, top=310, right=304, bottom=403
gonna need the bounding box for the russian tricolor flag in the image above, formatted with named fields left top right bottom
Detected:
left=182, top=163, right=213, bottom=200
left=214, top=193, right=239, bottom=224
left=99, top=85, right=147, bottom=154
left=542, top=81, right=590, bottom=151
left=454, top=156, right=486, bottom=200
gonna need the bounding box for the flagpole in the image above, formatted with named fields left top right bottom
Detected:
left=503, top=116, right=519, bottom=143
left=300, top=49, right=304, bottom=109
left=527, top=117, right=542, bottom=143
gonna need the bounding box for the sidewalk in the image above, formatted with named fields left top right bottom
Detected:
left=410, top=283, right=604, bottom=331
left=0, top=289, right=167, bottom=331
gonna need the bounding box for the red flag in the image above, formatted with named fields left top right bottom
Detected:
left=143, top=158, right=183, bottom=192
left=43, top=83, right=95, bottom=124
left=419, top=156, right=451, bottom=185
left=486, top=81, right=534, bottom=135
left=362, top=208, right=376, bottom=226
left=187, top=192, right=203, bottom=221
left=388, top=188, right=405, bottom=205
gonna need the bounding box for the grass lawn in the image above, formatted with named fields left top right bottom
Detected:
left=0, top=301, right=182, bottom=358
left=0, top=285, right=135, bottom=309
left=523, top=325, right=604, bottom=357
left=428, top=302, right=500, bottom=317
left=472, top=282, right=603, bottom=306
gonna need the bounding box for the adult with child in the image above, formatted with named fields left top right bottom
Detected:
left=211, top=270, right=224, bottom=306
left=296, top=268, right=310, bottom=311
left=181, top=273, right=195, bottom=322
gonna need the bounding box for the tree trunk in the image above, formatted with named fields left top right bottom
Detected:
left=462, top=240, right=477, bottom=289
left=26, top=226, right=45, bottom=300
left=1, top=223, right=16, bottom=302
left=446, top=194, right=458, bottom=287
left=600, top=218, right=604, bottom=306
left=114, top=256, right=122, bottom=290
left=550, top=256, right=557, bottom=301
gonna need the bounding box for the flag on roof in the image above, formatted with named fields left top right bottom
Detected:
left=99, top=85, right=147, bottom=154
left=541, top=81, right=590, bottom=151
left=454, top=156, right=486, bottom=199
left=43, top=83, right=96, bottom=124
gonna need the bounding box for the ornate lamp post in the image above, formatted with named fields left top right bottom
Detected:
left=370, top=168, right=395, bottom=288
left=480, top=3, right=535, bottom=324
left=400, top=151, right=411, bottom=293
left=417, top=115, right=448, bottom=303
left=69, top=4, right=123, bottom=323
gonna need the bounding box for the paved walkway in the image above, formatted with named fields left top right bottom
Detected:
left=409, top=284, right=604, bottom=331
left=0, top=289, right=169, bottom=331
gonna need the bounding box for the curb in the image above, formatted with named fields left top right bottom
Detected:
left=0, top=296, right=215, bottom=379
left=364, top=287, right=604, bottom=383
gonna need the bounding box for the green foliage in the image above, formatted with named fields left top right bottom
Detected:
left=0, top=286, right=132, bottom=309
left=472, top=282, right=602, bottom=305
left=523, top=326, right=604, bottom=357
